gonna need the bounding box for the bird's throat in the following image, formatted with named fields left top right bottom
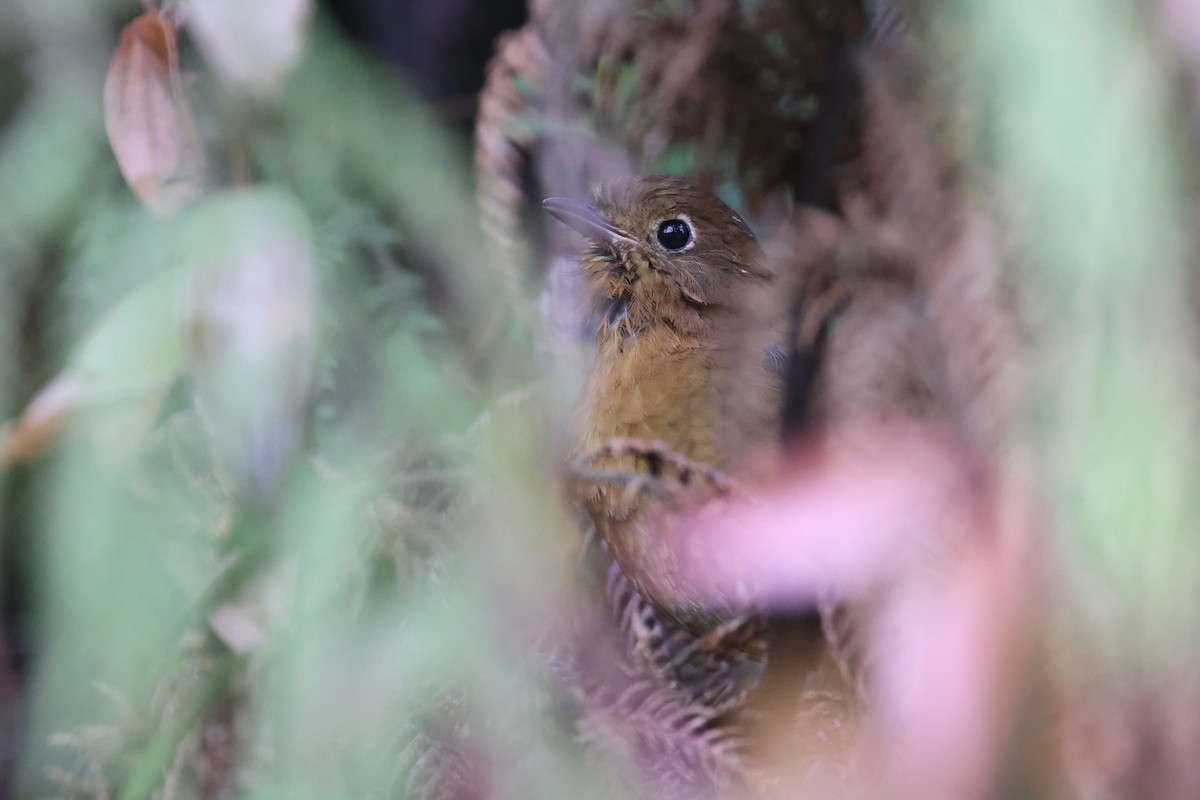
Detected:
left=603, top=291, right=631, bottom=331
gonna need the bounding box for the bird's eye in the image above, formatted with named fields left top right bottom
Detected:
left=655, top=219, right=692, bottom=251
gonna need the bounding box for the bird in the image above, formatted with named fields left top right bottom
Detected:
left=544, top=175, right=783, bottom=629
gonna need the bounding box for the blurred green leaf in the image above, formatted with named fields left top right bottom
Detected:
left=178, top=187, right=318, bottom=500
left=2, top=267, right=182, bottom=464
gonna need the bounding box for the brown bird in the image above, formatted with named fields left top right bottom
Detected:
left=544, top=175, right=782, bottom=626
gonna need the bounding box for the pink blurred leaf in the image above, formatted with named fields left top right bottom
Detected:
left=864, top=496, right=1033, bottom=799
left=664, top=423, right=1036, bottom=798
left=103, top=10, right=206, bottom=217
left=667, top=423, right=979, bottom=610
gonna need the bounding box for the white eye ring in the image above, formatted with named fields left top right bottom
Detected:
left=653, top=213, right=697, bottom=252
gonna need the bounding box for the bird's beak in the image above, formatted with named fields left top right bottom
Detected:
left=542, top=197, right=637, bottom=245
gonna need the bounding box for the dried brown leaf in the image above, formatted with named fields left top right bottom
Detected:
left=103, top=10, right=206, bottom=217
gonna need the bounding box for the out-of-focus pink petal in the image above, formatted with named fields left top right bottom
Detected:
left=666, top=422, right=980, bottom=611
left=866, top=496, right=1034, bottom=799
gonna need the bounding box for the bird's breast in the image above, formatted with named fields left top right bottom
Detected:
left=576, top=329, right=722, bottom=466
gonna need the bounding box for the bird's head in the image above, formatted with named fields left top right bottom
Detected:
left=544, top=175, right=770, bottom=337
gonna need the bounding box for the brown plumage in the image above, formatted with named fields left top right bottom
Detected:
left=546, top=175, right=782, bottom=626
